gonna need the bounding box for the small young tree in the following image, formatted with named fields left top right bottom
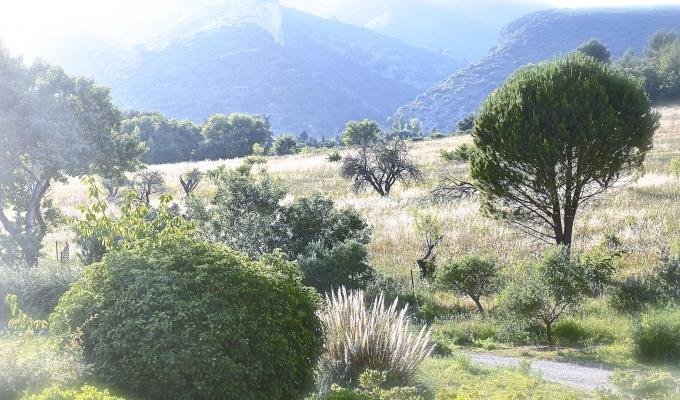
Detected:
left=341, top=139, right=422, bottom=197
left=472, top=54, right=659, bottom=246
left=435, top=256, right=501, bottom=314
left=413, top=212, right=444, bottom=279
left=179, top=168, right=202, bottom=195
left=576, top=39, right=611, bottom=64
left=131, top=170, right=166, bottom=205
left=341, top=119, right=382, bottom=146
left=501, top=246, right=590, bottom=347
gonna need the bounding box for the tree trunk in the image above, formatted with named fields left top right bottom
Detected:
left=471, top=296, right=485, bottom=315
left=545, top=321, right=554, bottom=349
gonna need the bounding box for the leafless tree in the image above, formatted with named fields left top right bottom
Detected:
left=341, top=139, right=422, bottom=197
left=426, top=176, right=477, bottom=204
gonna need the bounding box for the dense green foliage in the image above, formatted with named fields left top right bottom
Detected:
left=435, top=256, right=501, bottom=314
left=199, top=113, right=272, bottom=160
left=72, top=178, right=193, bottom=264
left=633, top=305, right=680, bottom=363
left=22, top=385, right=126, bottom=400
left=501, top=246, right=591, bottom=346
left=121, top=112, right=201, bottom=164
left=576, top=39, right=611, bottom=63
left=439, top=143, right=476, bottom=163
left=342, top=120, right=382, bottom=146
left=617, top=30, right=680, bottom=104
left=273, top=134, right=300, bottom=155
left=0, top=47, right=144, bottom=266
left=187, top=166, right=372, bottom=291
left=50, top=239, right=323, bottom=400
left=319, top=370, right=423, bottom=400
left=472, top=54, right=658, bottom=245
left=300, top=239, right=373, bottom=292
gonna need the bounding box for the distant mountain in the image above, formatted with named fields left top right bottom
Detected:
left=43, top=6, right=464, bottom=136
left=281, top=0, right=540, bottom=61
left=395, top=7, right=680, bottom=132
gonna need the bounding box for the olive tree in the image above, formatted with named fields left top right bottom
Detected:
left=0, top=48, right=144, bottom=266
left=501, top=246, right=590, bottom=347
left=435, top=256, right=501, bottom=314
left=341, top=139, right=422, bottom=197
left=471, top=54, right=659, bottom=245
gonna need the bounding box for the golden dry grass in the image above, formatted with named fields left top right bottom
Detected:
left=47, top=107, right=680, bottom=279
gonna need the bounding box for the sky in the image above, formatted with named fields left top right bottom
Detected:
left=1, top=0, right=679, bottom=59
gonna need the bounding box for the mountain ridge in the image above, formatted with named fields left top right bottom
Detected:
left=395, top=7, right=680, bottom=132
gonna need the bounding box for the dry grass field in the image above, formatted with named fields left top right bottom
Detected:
left=48, top=106, right=680, bottom=284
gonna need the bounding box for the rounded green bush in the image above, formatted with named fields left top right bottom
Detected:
left=22, top=385, right=125, bottom=400
left=50, top=240, right=323, bottom=400
left=633, top=305, right=680, bottom=363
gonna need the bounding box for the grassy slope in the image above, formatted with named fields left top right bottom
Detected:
left=41, top=107, right=680, bottom=396
left=50, top=106, right=680, bottom=279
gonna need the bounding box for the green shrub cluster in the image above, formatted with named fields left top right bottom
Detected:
left=188, top=166, right=373, bottom=291
left=439, top=143, right=476, bottom=162
left=50, top=239, right=323, bottom=400
left=317, top=370, right=423, bottom=400
left=633, top=305, right=680, bottom=363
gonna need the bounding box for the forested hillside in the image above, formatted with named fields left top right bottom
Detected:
left=396, top=7, right=680, bottom=131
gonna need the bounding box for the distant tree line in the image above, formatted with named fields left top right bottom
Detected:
left=614, top=30, right=680, bottom=104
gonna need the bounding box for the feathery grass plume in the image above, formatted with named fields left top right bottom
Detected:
left=318, top=287, right=434, bottom=386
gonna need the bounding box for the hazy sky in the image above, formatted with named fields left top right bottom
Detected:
left=1, top=0, right=678, bottom=59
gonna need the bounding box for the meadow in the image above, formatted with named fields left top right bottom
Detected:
left=18, top=106, right=677, bottom=399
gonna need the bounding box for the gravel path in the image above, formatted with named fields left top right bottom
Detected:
left=465, top=352, right=613, bottom=391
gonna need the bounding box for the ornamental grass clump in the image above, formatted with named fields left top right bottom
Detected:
left=319, top=287, right=434, bottom=386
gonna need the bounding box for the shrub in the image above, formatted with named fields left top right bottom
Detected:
left=276, top=194, right=370, bottom=258
left=186, top=165, right=286, bottom=258
left=318, top=288, right=434, bottom=387
left=500, top=246, right=590, bottom=347
left=633, top=305, right=680, bottom=363
left=439, top=143, right=476, bottom=163
left=609, top=273, right=665, bottom=313
left=320, top=370, right=423, bottom=400
left=0, top=262, right=82, bottom=327
left=669, top=158, right=680, bottom=179
left=188, top=168, right=370, bottom=262
left=273, top=134, right=299, bottom=155
left=50, top=240, right=323, bottom=400
left=299, top=239, right=374, bottom=293
left=0, top=336, right=88, bottom=400
left=21, top=385, right=125, bottom=400
left=327, top=151, right=342, bottom=162
left=435, top=256, right=501, bottom=314
left=597, top=369, right=680, bottom=400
